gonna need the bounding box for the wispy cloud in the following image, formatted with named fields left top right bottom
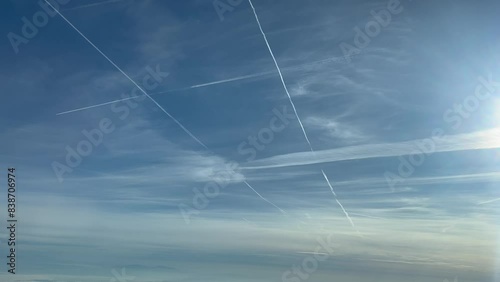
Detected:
left=4, top=0, right=499, bottom=281
left=244, top=128, right=500, bottom=169
left=305, top=116, right=369, bottom=143
left=477, top=197, right=500, bottom=205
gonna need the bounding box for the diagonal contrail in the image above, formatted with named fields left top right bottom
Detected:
left=248, top=0, right=359, bottom=234
left=56, top=72, right=267, bottom=115
left=44, top=0, right=208, bottom=150
left=321, top=170, right=357, bottom=229
left=56, top=96, right=139, bottom=115
left=189, top=73, right=264, bottom=88
left=244, top=180, right=287, bottom=215
left=46, top=0, right=286, bottom=214
left=55, top=53, right=356, bottom=116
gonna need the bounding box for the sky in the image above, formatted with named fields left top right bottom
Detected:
left=0, top=0, right=500, bottom=281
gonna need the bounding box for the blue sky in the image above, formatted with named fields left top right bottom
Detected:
left=1, top=0, right=500, bottom=281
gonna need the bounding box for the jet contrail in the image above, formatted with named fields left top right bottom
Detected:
left=55, top=54, right=355, bottom=116
left=47, top=0, right=286, bottom=215
left=44, top=0, right=208, bottom=150
left=249, top=0, right=359, bottom=234
left=244, top=181, right=287, bottom=215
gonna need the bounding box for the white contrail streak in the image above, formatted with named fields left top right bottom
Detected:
left=244, top=181, right=287, bottom=215
left=44, top=0, right=208, bottom=150
left=248, top=0, right=313, bottom=151
left=248, top=0, right=359, bottom=234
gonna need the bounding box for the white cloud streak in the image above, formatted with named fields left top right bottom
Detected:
left=244, top=128, right=500, bottom=169
left=477, top=197, right=500, bottom=205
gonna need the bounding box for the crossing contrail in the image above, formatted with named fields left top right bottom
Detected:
left=56, top=54, right=354, bottom=116
left=47, top=0, right=287, bottom=214
left=44, top=0, right=208, bottom=150
left=248, top=0, right=359, bottom=234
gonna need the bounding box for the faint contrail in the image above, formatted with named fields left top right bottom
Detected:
left=249, top=0, right=359, bottom=234
left=56, top=96, right=139, bottom=115
left=189, top=72, right=265, bottom=88
left=44, top=0, right=208, bottom=150
left=349, top=213, right=386, bottom=220
left=244, top=181, right=287, bottom=215
left=63, top=0, right=123, bottom=11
